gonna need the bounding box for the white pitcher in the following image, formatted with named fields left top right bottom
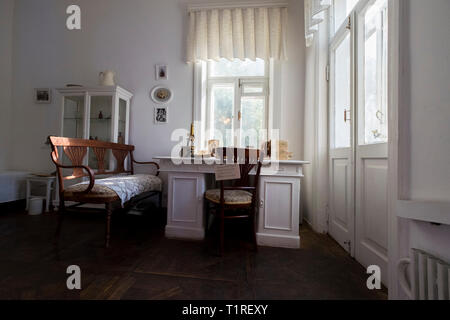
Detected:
left=99, top=70, right=116, bottom=86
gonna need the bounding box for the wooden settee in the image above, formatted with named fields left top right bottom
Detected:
left=49, top=136, right=162, bottom=247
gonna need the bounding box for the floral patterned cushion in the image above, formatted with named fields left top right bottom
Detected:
left=64, top=184, right=118, bottom=198
left=205, top=189, right=253, bottom=205
left=65, top=174, right=162, bottom=206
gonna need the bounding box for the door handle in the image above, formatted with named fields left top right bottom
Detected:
left=238, top=111, right=242, bottom=121
left=376, top=110, right=384, bottom=123
left=344, top=109, right=351, bottom=123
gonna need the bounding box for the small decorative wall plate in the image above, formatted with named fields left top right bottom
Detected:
left=150, top=86, right=173, bottom=104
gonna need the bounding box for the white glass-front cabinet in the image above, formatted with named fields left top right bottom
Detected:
left=56, top=86, right=133, bottom=171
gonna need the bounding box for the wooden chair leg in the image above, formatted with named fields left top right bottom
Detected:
left=55, top=198, right=65, bottom=238
left=105, top=203, right=112, bottom=248
left=251, top=211, right=258, bottom=251
left=205, top=202, right=210, bottom=236
left=219, top=206, right=225, bottom=256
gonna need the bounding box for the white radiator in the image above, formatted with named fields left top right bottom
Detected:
left=398, top=249, right=450, bottom=300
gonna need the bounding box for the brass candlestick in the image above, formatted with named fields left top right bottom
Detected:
left=189, top=123, right=195, bottom=157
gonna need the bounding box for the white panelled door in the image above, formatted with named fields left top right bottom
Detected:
left=355, top=0, right=389, bottom=286
left=329, top=17, right=355, bottom=255
left=328, top=0, right=390, bottom=286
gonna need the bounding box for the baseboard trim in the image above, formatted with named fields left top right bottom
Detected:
left=256, top=233, right=300, bottom=249
left=165, top=225, right=205, bottom=240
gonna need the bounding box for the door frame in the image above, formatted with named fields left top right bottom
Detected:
left=386, top=0, right=402, bottom=299
left=324, top=0, right=401, bottom=298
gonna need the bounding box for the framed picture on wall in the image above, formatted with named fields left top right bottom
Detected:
left=34, top=88, right=52, bottom=104
left=154, top=106, right=168, bottom=124
left=155, top=65, right=168, bottom=80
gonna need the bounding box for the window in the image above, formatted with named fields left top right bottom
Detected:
left=362, top=0, right=388, bottom=144
left=333, top=0, right=359, bottom=32
left=205, top=58, right=269, bottom=148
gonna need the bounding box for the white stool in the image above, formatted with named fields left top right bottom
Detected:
left=26, top=175, right=56, bottom=213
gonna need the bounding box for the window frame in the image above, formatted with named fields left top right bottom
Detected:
left=204, top=59, right=270, bottom=148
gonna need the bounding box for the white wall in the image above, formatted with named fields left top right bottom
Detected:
left=8, top=0, right=306, bottom=175
left=0, top=0, right=15, bottom=170
left=281, top=0, right=306, bottom=160
left=394, top=0, right=450, bottom=298
left=405, top=0, right=450, bottom=202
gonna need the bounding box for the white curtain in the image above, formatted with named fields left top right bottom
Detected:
left=304, top=0, right=330, bottom=47
left=186, top=6, right=288, bottom=63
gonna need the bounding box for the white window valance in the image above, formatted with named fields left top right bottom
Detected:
left=186, top=4, right=288, bottom=63
left=304, top=0, right=330, bottom=47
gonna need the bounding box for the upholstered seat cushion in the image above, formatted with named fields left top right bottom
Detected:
left=65, top=174, right=162, bottom=205
left=205, top=189, right=253, bottom=205
left=64, top=183, right=119, bottom=200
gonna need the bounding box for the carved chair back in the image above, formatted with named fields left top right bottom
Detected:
left=48, top=136, right=137, bottom=194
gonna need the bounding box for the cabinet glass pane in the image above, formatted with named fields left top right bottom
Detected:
left=62, top=96, right=85, bottom=166
left=363, top=0, right=388, bottom=144
left=334, top=33, right=351, bottom=149
left=89, top=96, right=112, bottom=170
left=211, top=84, right=234, bottom=147
left=118, top=99, right=127, bottom=144
left=240, top=97, right=266, bottom=148
left=63, top=96, right=84, bottom=139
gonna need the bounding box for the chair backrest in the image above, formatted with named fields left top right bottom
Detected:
left=48, top=136, right=136, bottom=191
left=215, top=147, right=263, bottom=188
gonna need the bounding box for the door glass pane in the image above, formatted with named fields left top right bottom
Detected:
left=240, top=97, right=266, bottom=148
left=63, top=96, right=84, bottom=139
left=334, top=33, right=351, bottom=149
left=364, top=0, right=388, bottom=144
left=89, top=96, right=112, bottom=169
left=211, top=85, right=234, bottom=147
left=334, top=0, right=359, bottom=31
left=118, top=99, right=127, bottom=144
left=209, top=58, right=265, bottom=77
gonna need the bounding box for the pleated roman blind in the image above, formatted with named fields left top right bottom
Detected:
left=186, top=3, right=288, bottom=63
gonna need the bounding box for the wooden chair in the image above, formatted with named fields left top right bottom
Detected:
left=48, top=136, right=162, bottom=248
left=204, top=148, right=263, bottom=255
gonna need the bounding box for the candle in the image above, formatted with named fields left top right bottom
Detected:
left=190, top=123, right=194, bottom=136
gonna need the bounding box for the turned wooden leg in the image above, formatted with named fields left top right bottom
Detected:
left=55, top=198, right=65, bottom=238
left=105, top=203, right=112, bottom=248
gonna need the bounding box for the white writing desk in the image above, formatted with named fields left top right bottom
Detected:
left=154, top=156, right=309, bottom=249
